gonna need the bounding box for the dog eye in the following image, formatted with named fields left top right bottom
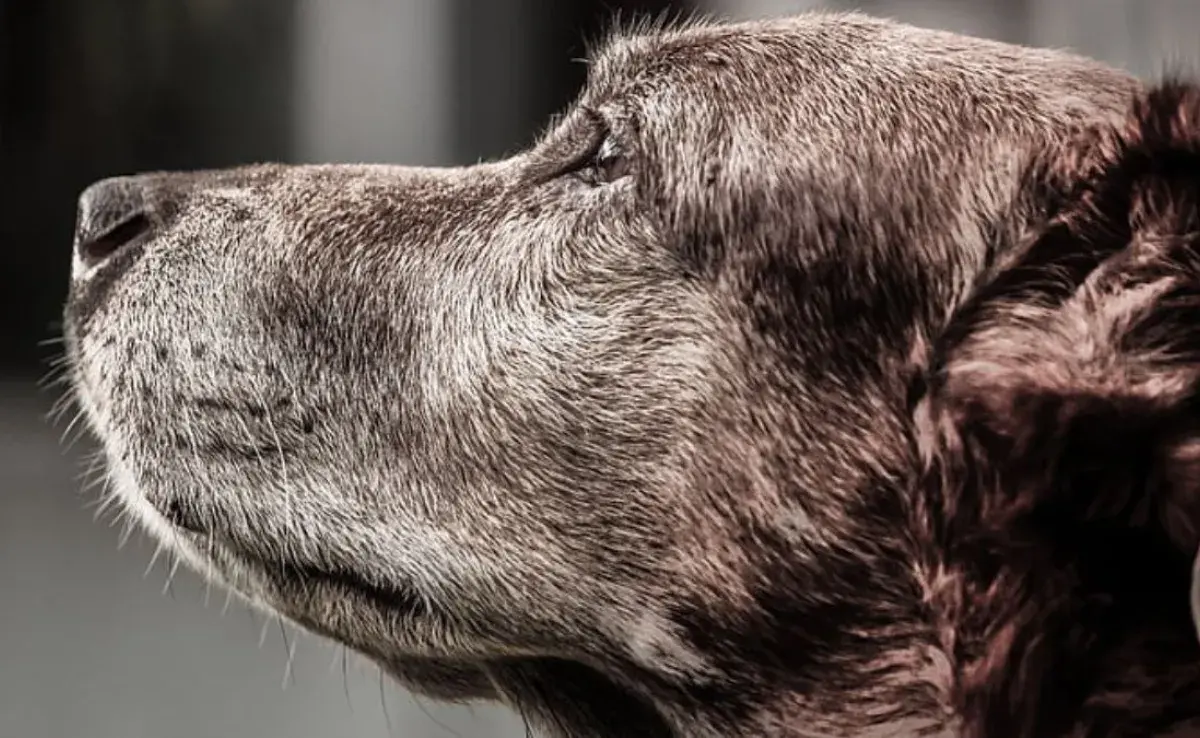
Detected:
left=578, top=135, right=631, bottom=186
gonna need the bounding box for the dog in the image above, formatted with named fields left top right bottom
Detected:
left=61, top=11, right=1200, bottom=737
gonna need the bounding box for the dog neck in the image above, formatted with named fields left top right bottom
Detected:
left=485, top=519, right=957, bottom=737
left=485, top=464, right=1200, bottom=737
left=489, top=656, right=953, bottom=738
left=487, top=618, right=956, bottom=738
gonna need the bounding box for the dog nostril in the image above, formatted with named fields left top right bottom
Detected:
left=73, top=176, right=154, bottom=271
left=77, top=212, right=152, bottom=267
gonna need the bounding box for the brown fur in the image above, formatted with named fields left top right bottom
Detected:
left=59, top=12, right=1200, bottom=738
left=914, top=82, right=1200, bottom=737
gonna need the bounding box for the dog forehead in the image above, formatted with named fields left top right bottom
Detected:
left=584, top=13, right=913, bottom=99
left=585, top=12, right=1133, bottom=122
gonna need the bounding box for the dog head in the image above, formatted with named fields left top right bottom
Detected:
left=62, top=11, right=1200, bottom=737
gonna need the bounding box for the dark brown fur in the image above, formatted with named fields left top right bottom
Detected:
left=914, top=82, right=1200, bottom=738
left=59, top=13, right=1200, bottom=738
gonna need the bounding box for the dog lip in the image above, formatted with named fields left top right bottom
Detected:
left=183, top=531, right=426, bottom=615
left=282, top=562, right=425, bottom=612
left=156, top=498, right=208, bottom=534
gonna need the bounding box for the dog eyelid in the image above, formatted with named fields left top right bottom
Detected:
left=532, top=104, right=632, bottom=187
left=573, top=108, right=632, bottom=185
left=589, top=135, right=631, bottom=184
left=596, top=136, right=621, bottom=162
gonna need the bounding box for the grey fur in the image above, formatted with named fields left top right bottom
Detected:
left=63, top=12, right=1167, bottom=738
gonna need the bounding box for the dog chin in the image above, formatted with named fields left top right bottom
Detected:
left=380, top=657, right=499, bottom=702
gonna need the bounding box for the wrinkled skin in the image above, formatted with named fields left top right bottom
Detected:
left=62, top=12, right=1200, bottom=738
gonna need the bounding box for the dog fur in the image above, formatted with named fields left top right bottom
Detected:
left=61, top=11, right=1200, bottom=737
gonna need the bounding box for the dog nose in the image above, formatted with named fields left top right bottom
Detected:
left=73, top=176, right=153, bottom=275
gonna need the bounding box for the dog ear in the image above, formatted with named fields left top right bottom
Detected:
left=915, top=81, right=1200, bottom=738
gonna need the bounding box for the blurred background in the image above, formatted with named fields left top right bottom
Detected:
left=1, top=1, right=1197, bottom=736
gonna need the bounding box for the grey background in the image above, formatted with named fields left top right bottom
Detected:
left=2, top=1, right=1198, bottom=737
